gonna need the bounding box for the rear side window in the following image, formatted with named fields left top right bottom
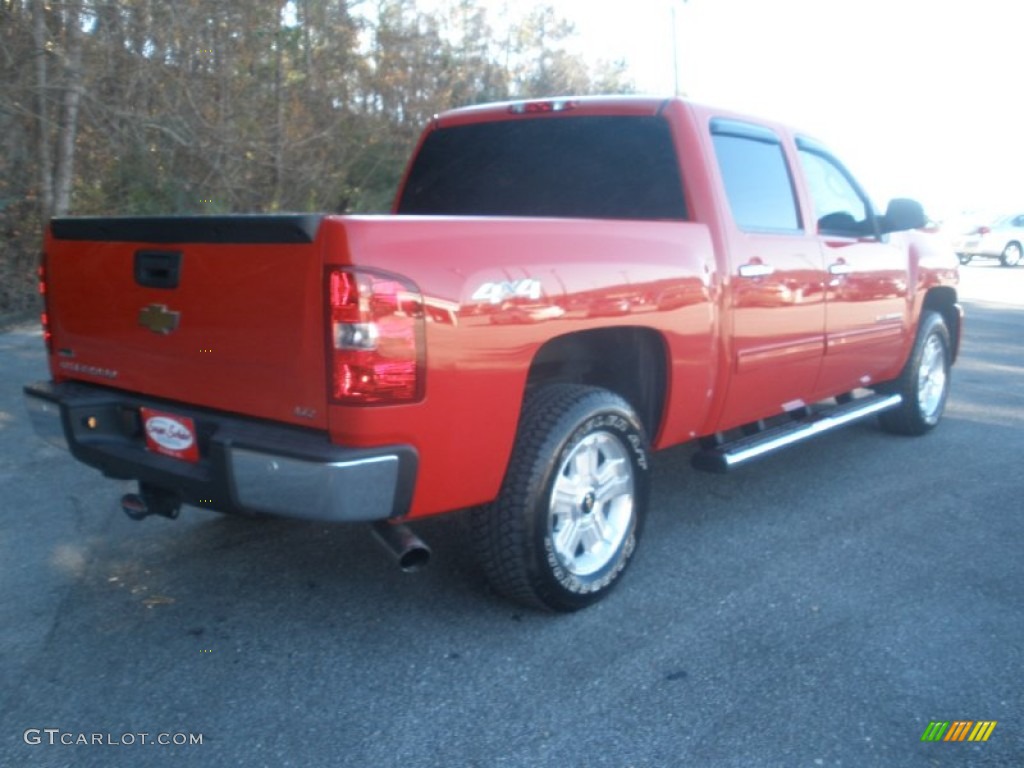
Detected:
left=397, top=116, right=686, bottom=220
left=711, top=120, right=801, bottom=233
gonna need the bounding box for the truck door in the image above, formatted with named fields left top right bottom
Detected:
left=710, top=120, right=827, bottom=430
left=795, top=139, right=910, bottom=397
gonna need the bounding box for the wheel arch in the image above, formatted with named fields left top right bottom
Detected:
left=525, top=327, right=669, bottom=442
left=922, top=286, right=962, bottom=363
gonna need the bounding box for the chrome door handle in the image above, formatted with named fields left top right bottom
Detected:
left=738, top=263, right=775, bottom=278
left=828, top=262, right=854, bottom=276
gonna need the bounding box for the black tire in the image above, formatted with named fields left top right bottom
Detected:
left=878, top=311, right=951, bottom=436
left=472, top=384, right=650, bottom=612
left=1000, top=241, right=1022, bottom=267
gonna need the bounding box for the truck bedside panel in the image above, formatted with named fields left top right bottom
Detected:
left=320, top=215, right=718, bottom=517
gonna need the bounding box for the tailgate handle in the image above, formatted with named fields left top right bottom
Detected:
left=134, top=250, right=182, bottom=289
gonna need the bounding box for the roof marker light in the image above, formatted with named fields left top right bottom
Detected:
left=508, top=100, right=579, bottom=115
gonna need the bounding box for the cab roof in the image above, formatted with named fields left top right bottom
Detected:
left=433, top=95, right=676, bottom=129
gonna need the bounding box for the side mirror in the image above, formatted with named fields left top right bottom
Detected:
left=881, top=198, right=926, bottom=233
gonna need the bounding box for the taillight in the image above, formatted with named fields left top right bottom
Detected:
left=38, top=254, right=53, bottom=354
left=327, top=268, right=424, bottom=405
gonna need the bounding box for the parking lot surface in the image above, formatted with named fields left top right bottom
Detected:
left=1, top=263, right=1021, bottom=767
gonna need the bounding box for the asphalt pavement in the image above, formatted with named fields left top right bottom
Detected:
left=1, top=263, right=1021, bottom=767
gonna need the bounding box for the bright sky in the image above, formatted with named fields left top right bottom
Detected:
left=464, top=0, right=1021, bottom=219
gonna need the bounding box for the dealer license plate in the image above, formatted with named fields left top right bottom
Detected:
left=140, top=407, right=200, bottom=463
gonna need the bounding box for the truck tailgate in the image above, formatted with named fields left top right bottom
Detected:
left=44, top=216, right=329, bottom=429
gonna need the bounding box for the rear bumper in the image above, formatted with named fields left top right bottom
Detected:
left=23, top=380, right=417, bottom=522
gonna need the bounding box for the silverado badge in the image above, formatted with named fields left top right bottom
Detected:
left=138, top=304, right=181, bottom=335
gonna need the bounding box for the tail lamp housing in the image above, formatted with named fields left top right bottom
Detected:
left=38, top=254, right=53, bottom=354
left=327, top=268, right=425, bottom=405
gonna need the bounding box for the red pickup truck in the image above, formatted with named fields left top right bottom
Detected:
left=24, top=96, right=961, bottom=611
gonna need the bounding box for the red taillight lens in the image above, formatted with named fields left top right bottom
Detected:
left=38, top=256, right=53, bottom=353
left=327, top=268, right=424, bottom=405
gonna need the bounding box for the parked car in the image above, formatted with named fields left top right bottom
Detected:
left=951, top=213, right=1024, bottom=266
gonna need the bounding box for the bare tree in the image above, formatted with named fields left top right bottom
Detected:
left=32, top=0, right=53, bottom=220
left=31, top=0, right=86, bottom=219
left=53, top=1, right=85, bottom=216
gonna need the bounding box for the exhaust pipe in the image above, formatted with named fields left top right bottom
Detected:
left=121, top=483, right=181, bottom=521
left=371, top=521, right=431, bottom=572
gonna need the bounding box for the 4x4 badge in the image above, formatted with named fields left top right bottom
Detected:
left=138, top=304, right=181, bottom=335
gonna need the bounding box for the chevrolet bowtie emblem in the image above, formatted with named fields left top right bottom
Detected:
left=138, top=304, right=181, bottom=335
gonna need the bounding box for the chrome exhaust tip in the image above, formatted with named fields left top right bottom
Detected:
left=120, top=483, right=181, bottom=521
left=371, top=521, right=431, bottom=572
left=121, top=493, right=150, bottom=520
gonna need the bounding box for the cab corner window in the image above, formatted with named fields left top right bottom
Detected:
left=711, top=122, right=801, bottom=234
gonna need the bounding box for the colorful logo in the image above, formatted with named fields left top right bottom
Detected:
left=144, top=416, right=195, bottom=453
left=921, top=721, right=997, bottom=742
left=140, top=408, right=200, bottom=463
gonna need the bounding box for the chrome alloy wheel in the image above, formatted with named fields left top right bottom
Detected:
left=917, top=334, right=948, bottom=424
left=548, top=431, right=635, bottom=577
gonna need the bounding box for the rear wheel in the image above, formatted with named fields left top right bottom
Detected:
left=878, top=311, right=951, bottom=436
left=472, top=384, right=649, bottom=612
left=1000, top=241, right=1022, bottom=267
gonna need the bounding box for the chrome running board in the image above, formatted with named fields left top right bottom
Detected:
left=691, top=393, right=902, bottom=474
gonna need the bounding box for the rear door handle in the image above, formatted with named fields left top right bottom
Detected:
left=738, top=263, right=775, bottom=278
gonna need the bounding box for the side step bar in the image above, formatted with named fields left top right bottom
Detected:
left=691, top=393, right=902, bottom=474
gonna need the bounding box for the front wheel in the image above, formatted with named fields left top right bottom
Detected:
left=472, top=384, right=649, bottom=612
left=878, top=311, right=951, bottom=436
left=1000, top=242, right=1022, bottom=267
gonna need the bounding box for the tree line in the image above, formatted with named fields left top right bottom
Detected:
left=0, top=0, right=633, bottom=314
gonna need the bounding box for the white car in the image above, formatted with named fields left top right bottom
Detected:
left=952, top=213, right=1024, bottom=266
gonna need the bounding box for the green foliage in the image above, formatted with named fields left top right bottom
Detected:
left=77, top=140, right=202, bottom=215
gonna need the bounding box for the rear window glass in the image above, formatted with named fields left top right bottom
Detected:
left=397, top=116, right=686, bottom=220
left=711, top=131, right=801, bottom=233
